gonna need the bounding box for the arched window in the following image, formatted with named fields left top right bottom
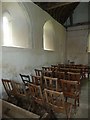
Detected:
left=3, top=12, right=12, bottom=46
left=2, top=2, right=32, bottom=48
left=43, top=20, right=55, bottom=51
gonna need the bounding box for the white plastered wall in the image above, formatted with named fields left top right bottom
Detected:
left=1, top=2, right=66, bottom=98
left=66, top=25, right=88, bottom=64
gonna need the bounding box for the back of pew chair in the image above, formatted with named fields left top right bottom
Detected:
left=27, top=83, right=44, bottom=106
left=11, top=81, right=29, bottom=108
left=42, top=66, right=52, bottom=71
left=2, top=79, right=14, bottom=101
left=59, top=68, right=69, bottom=72
left=80, top=65, right=89, bottom=79
left=11, top=81, right=26, bottom=98
left=66, top=72, right=81, bottom=93
left=67, top=72, right=81, bottom=84
left=44, top=89, right=72, bottom=119
left=43, top=76, right=60, bottom=91
left=42, top=70, right=54, bottom=77
left=31, top=75, right=43, bottom=89
left=54, top=71, right=65, bottom=79
left=51, top=65, right=58, bottom=71
left=34, top=69, right=42, bottom=76
left=51, top=64, right=58, bottom=68
left=19, top=74, right=31, bottom=85
left=61, top=79, right=80, bottom=107
left=58, top=64, right=65, bottom=68
left=69, top=69, right=81, bottom=73
left=59, top=72, right=66, bottom=80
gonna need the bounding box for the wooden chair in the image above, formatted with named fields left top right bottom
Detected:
left=61, top=80, right=80, bottom=108
left=54, top=71, right=65, bottom=79
left=59, top=68, right=69, bottom=73
left=42, top=66, right=52, bottom=71
left=51, top=64, right=58, bottom=68
left=81, top=65, right=89, bottom=79
left=34, top=69, right=42, bottom=76
left=58, top=64, right=65, bottom=68
left=69, top=69, right=81, bottom=73
left=42, top=70, right=54, bottom=77
left=53, top=71, right=65, bottom=89
left=31, top=75, right=43, bottom=89
left=2, top=79, right=14, bottom=101
left=43, top=76, right=60, bottom=91
left=51, top=65, right=58, bottom=71
left=11, top=81, right=29, bottom=109
left=19, top=74, right=31, bottom=85
left=27, top=83, right=44, bottom=106
left=67, top=72, right=81, bottom=85
left=44, top=89, right=72, bottom=119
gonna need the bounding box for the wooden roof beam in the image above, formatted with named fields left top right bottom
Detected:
left=46, top=2, right=73, bottom=11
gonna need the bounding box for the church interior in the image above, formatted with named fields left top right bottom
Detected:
left=0, top=1, right=90, bottom=119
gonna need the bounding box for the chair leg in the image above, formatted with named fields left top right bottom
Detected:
left=65, top=97, right=68, bottom=102
left=74, top=99, right=76, bottom=109
left=47, top=109, right=57, bottom=120
left=50, top=110, right=57, bottom=120
left=67, top=104, right=72, bottom=120
left=77, top=98, right=79, bottom=106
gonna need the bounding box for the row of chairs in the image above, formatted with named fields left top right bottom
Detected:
left=34, top=69, right=81, bottom=84
left=31, top=64, right=88, bottom=81
left=19, top=74, right=80, bottom=107
left=20, top=73, right=80, bottom=91
left=52, top=64, right=90, bottom=79
left=2, top=79, right=79, bottom=119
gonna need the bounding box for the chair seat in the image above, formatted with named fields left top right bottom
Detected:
left=64, top=92, right=79, bottom=98
left=50, top=101, right=72, bottom=114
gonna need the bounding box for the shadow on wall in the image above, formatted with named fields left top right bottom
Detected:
left=2, top=64, right=17, bottom=80
left=2, top=62, right=54, bottom=81
left=2, top=63, right=32, bottom=82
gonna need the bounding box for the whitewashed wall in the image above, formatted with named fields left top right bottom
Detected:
left=65, top=2, right=89, bottom=64
left=66, top=25, right=88, bottom=64
left=1, top=2, right=66, bottom=98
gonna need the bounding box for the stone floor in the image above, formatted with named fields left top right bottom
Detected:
left=56, top=78, right=89, bottom=119
left=74, top=78, right=89, bottom=118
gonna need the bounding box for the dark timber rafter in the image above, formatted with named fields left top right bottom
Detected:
left=34, top=2, right=79, bottom=25
left=46, top=2, right=74, bottom=11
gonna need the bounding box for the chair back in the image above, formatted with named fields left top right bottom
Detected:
left=31, top=75, right=42, bottom=87
left=27, top=83, right=43, bottom=105
left=44, top=89, right=72, bottom=119
left=42, top=67, right=51, bottom=71
left=44, top=76, right=59, bottom=91
left=44, top=89, right=64, bottom=106
left=67, top=72, right=80, bottom=83
left=43, top=70, right=53, bottom=77
left=11, top=81, right=26, bottom=97
left=54, top=71, right=65, bottom=79
left=20, top=74, right=31, bottom=85
left=34, top=69, right=42, bottom=76
left=61, top=79, right=79, bottom=97
left=2, top=79, right=13, bottom=98
left=69, top=69, right=81, bottom=73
